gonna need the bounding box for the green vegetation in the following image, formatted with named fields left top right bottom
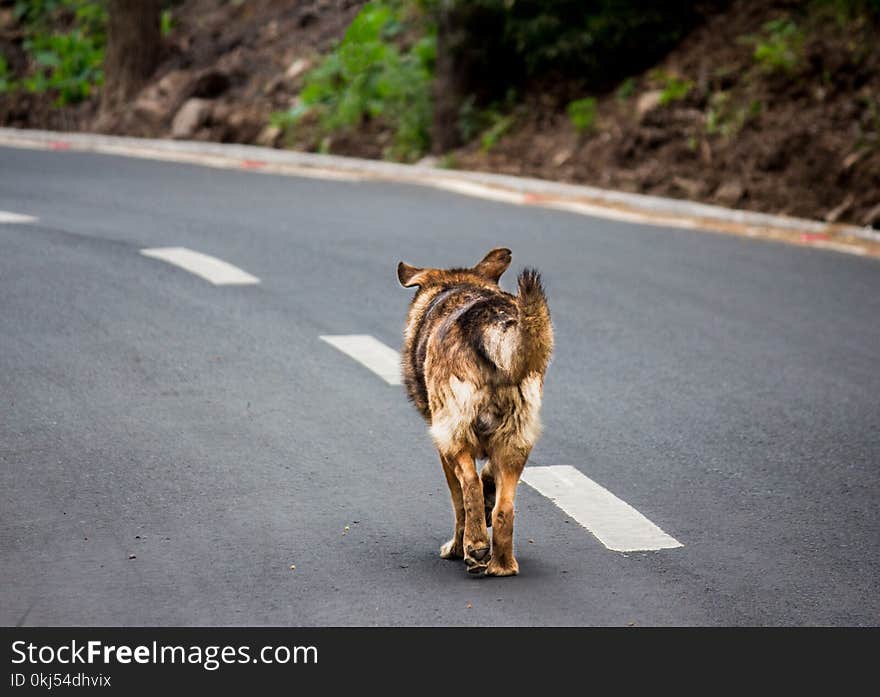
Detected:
left=748, top=19, right=804, bottom=74
left=566, top=97, right=597, bottom=133
left=160, top=8, right=175, bottom=38
left=0, top=54, right=14, bottom=93
left=22, top=30, right=104, bottom=104
left=3, top=0, right=107, bottom=105
left=456, top=90, right=518, bottom=152
left=480, top=113, right=515, bottom=151
left=705, top=92, right=763, bottom=137
left=273, top=2, right=436, bottom=161
left=656, top=72, right=693, bottom=105
left=616, top=77, right=638, bottom=101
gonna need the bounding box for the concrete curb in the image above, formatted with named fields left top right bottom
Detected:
left=1, top=127, right=878, bottom=259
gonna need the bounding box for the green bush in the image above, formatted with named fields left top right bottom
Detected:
left=566, top=96, right=597, bottom=133
left=10, top=0, right=107, bottom=105
left=284, top=2, right=436, bottom=161
left=23, top=30, right=104, bottom=104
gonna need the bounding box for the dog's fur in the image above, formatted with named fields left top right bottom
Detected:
left=397, top=248, right=553, bottom=576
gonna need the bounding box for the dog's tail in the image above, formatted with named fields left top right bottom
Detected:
left=513, top=268, right=553, bottom=378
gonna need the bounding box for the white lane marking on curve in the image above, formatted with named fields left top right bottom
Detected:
left=320, top=335, right=401, bottom=385
left=320, top=335, right=681, bottom=549
left=520, top=465, right=683, bottom=552
left=0, top=211, right=38, bottom=224
left=140, top=247, right=260, bottom=285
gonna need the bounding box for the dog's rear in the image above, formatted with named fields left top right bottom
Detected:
left=398, top=248, right=553, bottom=576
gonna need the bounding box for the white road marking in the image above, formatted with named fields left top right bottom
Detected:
left=320, top=335, right=401, bottom=385
left=520, top=465, right=682, bottom=552
left=140, top=247, right=259, bottom=285
left=0, top=211, right=38, bottom=224
left=318, top=336, right=680, bottom=547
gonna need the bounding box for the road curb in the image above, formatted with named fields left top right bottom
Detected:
left=1, top=127, right=877, bottom=259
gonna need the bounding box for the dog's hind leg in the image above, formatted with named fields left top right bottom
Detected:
left=450, top=449, right=491, bottom=575
left=439, top=453, right=464, bottom=559
left=485, top=447, right=529, bottom=577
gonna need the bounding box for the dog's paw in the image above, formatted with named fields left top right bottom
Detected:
left=485, top=557, right=519, bottom=577
left=440, top=538, right=464, bottom=559
left=464, top=545, right=491, bottom=576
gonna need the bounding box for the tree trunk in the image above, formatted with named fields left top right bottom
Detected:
left=100, top=0, right=161, bottom=116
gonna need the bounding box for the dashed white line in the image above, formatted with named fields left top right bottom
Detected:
left=0, top=210, right=38, bottom=224
left=319, top=335, right=402, bottom=385
left=140, top=247, right=260, bottom=285
left=520, top=465, right=683, bottom=552
left=321, top=336, right=683, bottom=550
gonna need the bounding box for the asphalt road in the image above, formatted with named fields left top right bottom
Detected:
left=1, top=146, right=878, bottom=626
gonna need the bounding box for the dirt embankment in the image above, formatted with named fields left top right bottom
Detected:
left=453, top=0, right=880, bottom=228
left=1, top=0, right=878, bottom=228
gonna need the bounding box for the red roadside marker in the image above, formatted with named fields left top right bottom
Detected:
left=801, top=232, right=831, bottom=243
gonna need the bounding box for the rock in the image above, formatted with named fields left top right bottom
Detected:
left=220, top=107, right=263, bottom=143
left=635, top=90, right=663, bottom=120
left=171, top=98, right=213, bottom=139
left=552, top=149, right=572, bottom=166
left=286, top=57, right=312, bottom=81
left=212, top=102, right=233, bottom=124
left=128, top=69, right=197, bottom=128
left=256, top=125, right=282, bottom=147
left=672, top=176, right=704, bottom=198
left=156, top=70, right=194, bottom=101
left=714, top=181, right=744, bottom=206
left=416, top=155, right=438, bottom=167
left=131, top=96, right=166, bottom=129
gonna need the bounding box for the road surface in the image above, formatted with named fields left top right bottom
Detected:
left=1, top=145, right=878, bottom=626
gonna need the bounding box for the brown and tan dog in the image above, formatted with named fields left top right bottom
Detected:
left=397, top=248, right=553, bottom=576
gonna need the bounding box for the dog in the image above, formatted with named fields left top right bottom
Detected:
left=397, top=248, right=553, bottom=576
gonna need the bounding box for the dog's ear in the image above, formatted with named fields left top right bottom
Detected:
left=473, top=247, right=512, bottom=283
left=398, top=261, right=427, bottom=288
